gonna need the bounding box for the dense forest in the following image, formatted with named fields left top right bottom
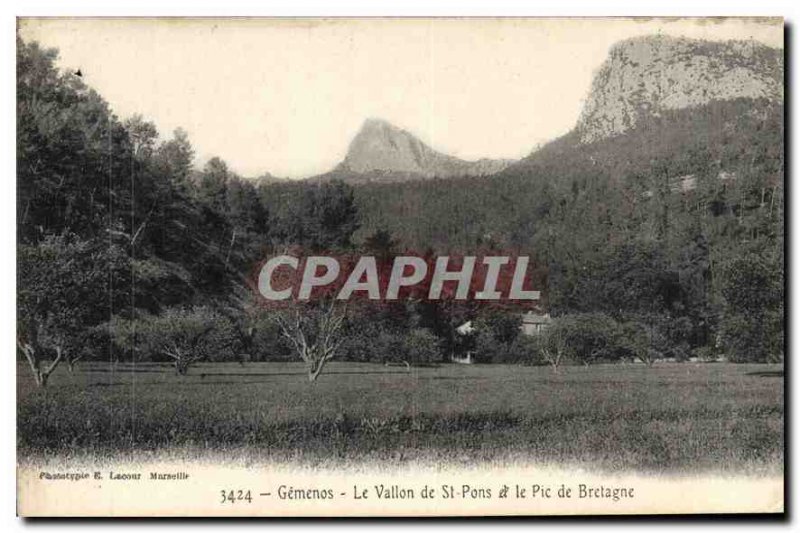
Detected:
left=264, top=97, right=784, bottom=365
left=17, top=37, right=784, bottom=386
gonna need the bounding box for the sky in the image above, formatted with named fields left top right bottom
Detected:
left=19, top=17, right=783, bottom=179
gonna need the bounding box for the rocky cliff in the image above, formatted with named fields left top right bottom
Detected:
left=576, top=35, right=783, bottom=143
left=333, top=118, right=512, bottom=180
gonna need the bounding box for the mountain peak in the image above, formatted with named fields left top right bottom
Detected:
left=341, top=118, right=441, bottom=175
left=576, top=35, right=783, bottom=143
left=334, top=118, right=512, bottom=181
left=360, top=117, right=398, bottom=130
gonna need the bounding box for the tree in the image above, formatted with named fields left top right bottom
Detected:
left=224, top=176, right=270, bottom=271
left=107, top=307, right=235, bottom=374
left=470, top=310, right=522, bottom=363
left=402, top=328, right=441, bottom=367
left=124, top=114, right=158, bottom=159
left=220, top=304, right=266, bottom=365
left=17, top=38, right=131, bottom=243
left=62, top=325, right=105, bottom=373
left=564, top=313, right=621, bottom=366
left=276, top=180, right=360, bottom=252
left=198, top=157, right=230, bottom=211
left=17, top=236, right=128, bottom=386
left=155, top=128, right=195, bottom=187
left=617, top=318, right=663, bottom=366
left=227, top=177, right=268, bottom=234
left=272, top=300, right=347, bottom=382
left=363, top=228, right=399, bottom=260
left=718, top=249, right=784, bottom=362
left=537, top=317, right=573, bottom=372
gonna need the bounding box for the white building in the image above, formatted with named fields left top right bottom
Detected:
left=520, top=312, right=551, bottom=336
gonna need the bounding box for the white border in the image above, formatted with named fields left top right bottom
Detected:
left=3, top=1, right=796, bottom=531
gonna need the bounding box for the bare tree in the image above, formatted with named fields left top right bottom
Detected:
left=105, top=308, right=218, bottom=376
left=230, top=305, right=262, bottom=366
left=17, top=320, right=62, bottom=387
left=273, top=300, right=347, bottom=382
left=620, top=319, right=662, bottom=367
left=161, top=326, right=214, bottom=375
left=539, top=319, right=572, bottom=372
left=65, top=352, right=84, bottom=373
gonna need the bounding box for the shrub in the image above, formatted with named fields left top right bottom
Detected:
left=473, top=330, right=503, bottom=363
left=561, top=312, right=621, bottom=365
left=339, top=322, right=400, bottom=363
left=718, top=251, right=784, bottom=363
left=471, top=309, right=523, bottom=363
left=720, top=310, right=784, bottom=363
left=402, top=328, right=442, bottom=365
left=473, top=311, right=522, bottom=345
left=653, top=314, right=693, bottom=361
left=507, top=334, right=544, bottom=365
left=616, top=320, right=654, bottom=365
left=692, top=346, right=719, bottom=362
left=536, top=317, right=575, bottom=371
left=247, top=311, right=294, bottom=362
left=106, top=307, right=240, bottom=372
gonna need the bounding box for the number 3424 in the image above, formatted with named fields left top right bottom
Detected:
left=220, top=489, right=252, bottom=504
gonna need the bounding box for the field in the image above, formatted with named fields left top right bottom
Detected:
left=17, top=361, right=784, bottom=474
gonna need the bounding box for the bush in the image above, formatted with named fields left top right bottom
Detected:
left=402, top=328, right=442, bottom=365
left=339, top=322, right=398, bottom=363
left=718, top=251, right=784, bottom=363
left=247, top=311, right=294, bottom=362
left=720, top=310, right=784, bottom=363
left=106, top=307, right=240, bottom=371
left=562, top=313, right=621, bottom=365
left=473, top=330, right=501, bottom=363
left=472, top=329, right=536, bottom=364
left=473, top=311, right=522, bottom=344
left=471, top=309, right=523, bottom=363
left=616, top=319, right=662, bottom=365
left=692, top=346, right=719, bottom=362
left=652, top=314, right=693, bottom=361
left=339, top=320, right=442, bottom=366
left=508, top=335, right=544, bottom=365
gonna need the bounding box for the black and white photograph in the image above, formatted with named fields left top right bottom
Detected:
left=14, top=16, right=785, bottom=517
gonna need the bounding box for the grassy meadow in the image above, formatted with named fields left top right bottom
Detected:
left=17, top=361, right=783, bottom=474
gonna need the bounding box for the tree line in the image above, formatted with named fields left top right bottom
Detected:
left=17, top=37, right=783, bottom=385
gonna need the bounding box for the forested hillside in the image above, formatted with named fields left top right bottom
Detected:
left=265, top=98, right=784, bottom=363
left=17, top=32, right=784, bottom=387
left=17, top=39, right=289, bottom=379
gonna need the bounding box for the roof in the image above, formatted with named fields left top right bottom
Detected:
left=456, top=321, right=475, bottom=335
left=521, top=312, right=551, bottom=325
